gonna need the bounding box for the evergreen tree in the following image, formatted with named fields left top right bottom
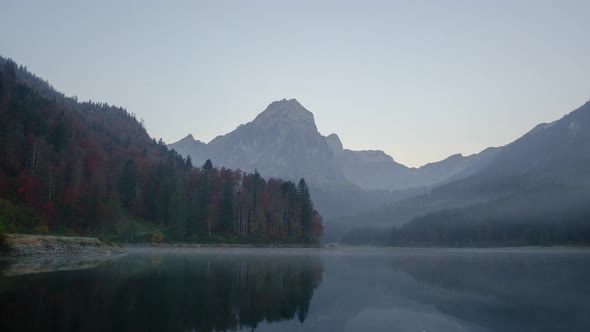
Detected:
left=199, top=160, right=213, bottom=237
left=1, top=60, right=16, bottom=92
left=185, top=155, right=193, bottom=170
left=202, top=159, right=213, bottom=172
left=186, top=176, right=201, bottom=240
left=297, top=178, right=313, bottom=241
left=221, top=181, right=234, bottom=236
left=168, top=176, right=188, bottom=241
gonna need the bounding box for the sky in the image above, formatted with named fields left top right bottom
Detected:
left=1, top=0, right=589, bottom=167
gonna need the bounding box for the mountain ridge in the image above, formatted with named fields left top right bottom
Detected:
left=170, top=98, right=498, bottom=218
left=171, top=99, right=494, bottom=192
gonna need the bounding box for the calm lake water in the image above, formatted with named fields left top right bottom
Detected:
left=1, top=247, right=590, bottom=331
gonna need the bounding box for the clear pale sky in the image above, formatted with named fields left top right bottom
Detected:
left=1, top=1, right=589, bottom=167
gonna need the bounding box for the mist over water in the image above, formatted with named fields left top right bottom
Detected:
left=1, top=247, right=590, bottom=332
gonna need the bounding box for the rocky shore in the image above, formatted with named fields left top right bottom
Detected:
left=2, top=234, right=124, bottom=257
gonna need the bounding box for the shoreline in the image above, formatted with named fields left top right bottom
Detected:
left=143, top=242, right=322, bottom=249
left=3, top=234, right=588, bottom=259
left=1, top=234, right=322, bottom=258
left=2, top=234, right=124, bottom=257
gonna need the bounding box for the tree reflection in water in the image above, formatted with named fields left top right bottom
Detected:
left=0, top=249, right=324, bottom=332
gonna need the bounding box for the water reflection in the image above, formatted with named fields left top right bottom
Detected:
left=387, top=250, right=590, bottom=332
left=0, top=248, right=323, bottom=332
left=1, top=248, right=590, bottom=332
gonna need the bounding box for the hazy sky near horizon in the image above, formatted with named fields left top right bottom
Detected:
left=1, top=1, right=589, bottom=167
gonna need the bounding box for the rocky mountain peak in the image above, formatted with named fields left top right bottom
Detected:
left=253, top=98, right=317, bottom=130
left=325, top=133, right=344, bottom=154
left=172, top=133, right=205, bottom=155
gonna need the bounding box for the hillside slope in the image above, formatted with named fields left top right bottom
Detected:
left=333, top=100, right=590, bottom=244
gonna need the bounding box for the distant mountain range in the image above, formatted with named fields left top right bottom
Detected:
left=170, top=98, right=499, bottom=218
left=171, top=98, right=501, bottom=192
left=325, top=132, right=501, bottom=191
left=171, top=98, right=590, bottom=244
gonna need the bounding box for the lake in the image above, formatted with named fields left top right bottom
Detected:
left=1, top=247, right=590, bottom=331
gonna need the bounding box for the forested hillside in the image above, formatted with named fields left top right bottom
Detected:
left=341, top=177, right=590, bottom=247
left=340, top=100, right=590, bottom=246
left=0, top=58, right=322, bottom=244
left=389, top=182, right=590, bottom=246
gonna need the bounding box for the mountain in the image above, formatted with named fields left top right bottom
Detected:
left=171, top=99, right=385, bottom=218
left=480, top=103, right=590, bottom=182
left=324, top=133, right=411, bottom=190
left=334, top=100, right=590, bottom=244
left=176, top=99, right=345, bottom=185
left=171, top=134, right=206, bottom=158
left=170, top=99, right=495, bottom=218
left=169, top=92, right=590, bottom=245
left=325, top=132, right=501, bottom=191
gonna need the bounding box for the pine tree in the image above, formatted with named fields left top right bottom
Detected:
left=199, top=160, right=213, bottom=237
left=168, top=176, right=188, bottom=241
left=202, top=159, right=213, bottom=172
left=185, top=155, right=193, bottom=170
left=1, top=60, right=16, bottom=93
left=221, top=181, right=234, bottom=236
left=297, top=178, right=313, bottom=242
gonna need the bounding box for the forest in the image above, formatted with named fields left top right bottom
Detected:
left=0, top=58, right=323, bottom=244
